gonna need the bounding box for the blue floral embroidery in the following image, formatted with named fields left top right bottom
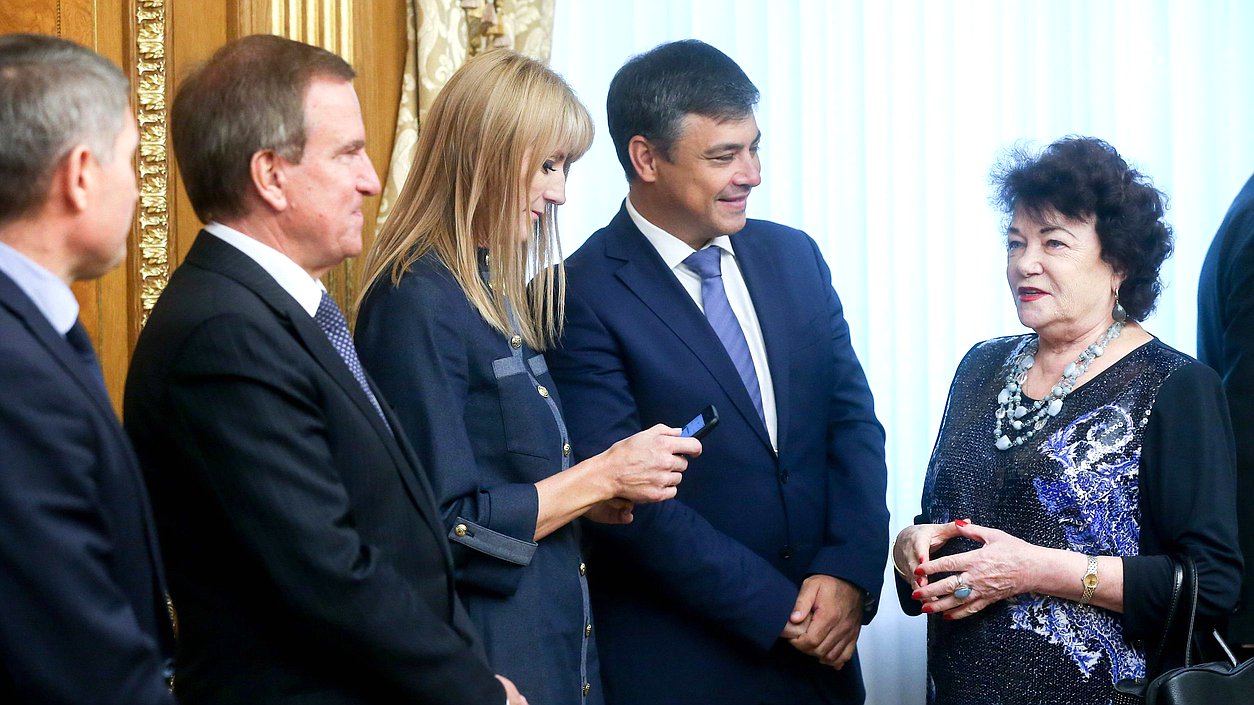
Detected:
left=1006, top=403, right=1147, bottom=683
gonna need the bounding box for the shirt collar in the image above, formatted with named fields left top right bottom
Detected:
left=624, top=196, right=734, bottom=269
left=204, top=221, right=325, bottom=317
left=0, top=240, right=80, bottom=334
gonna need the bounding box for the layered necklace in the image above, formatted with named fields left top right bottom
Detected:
left=993, top=320, right=1124, bottom=451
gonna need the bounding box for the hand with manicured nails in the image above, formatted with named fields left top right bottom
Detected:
left=911, top=520, right=1044, bottom=620
left=892, top=519, right=970, bottom=590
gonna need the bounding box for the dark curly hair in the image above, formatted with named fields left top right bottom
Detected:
left=991, top=136, right=1174, bottom=321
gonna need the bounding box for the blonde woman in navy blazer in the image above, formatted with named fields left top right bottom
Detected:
left=354, top=50, right=700, bottom=705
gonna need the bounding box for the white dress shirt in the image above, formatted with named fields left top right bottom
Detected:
left=0, top=240, right=79, bottom=334
left=204, top=222, right=325, bottom=316
left=625, top=197, right=779, bottom=450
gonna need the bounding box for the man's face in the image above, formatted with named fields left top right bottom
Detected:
left=276, top=78, right=380, bottom=278
left=68, top=109, right=139, bottom=280
left=645, top=113, right=761, bottom=247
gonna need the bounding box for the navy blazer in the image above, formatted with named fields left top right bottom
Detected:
left=123, top=232, right=502, bottom=705
left=1198, top=171, right=1254, bottom=644
left=545, top=206, right=889, bottom=705
left=0, top=271, right=173, bottom=704
left=356, top=251, right=602, bottom=705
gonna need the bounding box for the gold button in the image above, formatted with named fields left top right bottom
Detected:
left=584, top=623, right=593, bottom=637
left=537, top=385, right=549, bottom=398
left=510, top=335, right=522, bottom=349
left=562, top=442, right=571, bottom=457
left=582, top=683, right=591, bottom=696
left=454, top=523, right=468, bottom=537
left=578, top=561, right=587, bottom=576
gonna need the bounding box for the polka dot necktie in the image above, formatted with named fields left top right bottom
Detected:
left=313, top=291, right=389, bottom=427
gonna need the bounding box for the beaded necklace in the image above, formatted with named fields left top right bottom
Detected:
left=993, top=320, right=1124, bottom=450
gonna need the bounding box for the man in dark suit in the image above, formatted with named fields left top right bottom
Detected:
left=0, top=34, right=175, bottom=704
left=124, top=35, right=524, bottom=705
left=1198, top=172, right=1254, bottom=658
left=545, top=40, right=889, bottom=705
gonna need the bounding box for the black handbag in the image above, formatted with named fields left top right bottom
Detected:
left=1114, top=555, right=1254, bottom=704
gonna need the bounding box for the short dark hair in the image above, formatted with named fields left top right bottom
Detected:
left=0, top=34, right=129, bottom=226
left=171, top=34, right=355, bottom=223
left=606, top=39, right=759, bottom=182
left=992, top=136, right=1174, bottom=321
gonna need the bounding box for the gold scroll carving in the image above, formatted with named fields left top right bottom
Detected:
left=136, top=0, right=168, bottom=325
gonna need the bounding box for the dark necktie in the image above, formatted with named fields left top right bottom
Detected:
left=313, top=291, right=389, bottom=426
left=683, top=246, right=765, bottom=424
left=64, top=320, right=108, bottom=397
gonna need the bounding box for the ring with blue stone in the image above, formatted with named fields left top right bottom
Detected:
left=952, top=575, right=973, bottom=601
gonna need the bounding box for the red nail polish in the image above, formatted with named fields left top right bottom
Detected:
left=916, top=577, right=924, bottom=587
left=955, top=519, right=970, bottom=527
left=914, top=566, right=926, bottom=576
left=911, top=590, right=922, bottom=599
left=921, top=604, right=932, bottom=613
left=942, top=613, right=953, bottom=621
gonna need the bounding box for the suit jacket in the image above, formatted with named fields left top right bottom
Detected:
left=356, top=250, right=602, bottom=705
left=0, top=270, right=173, bottom=705
left=545, top=206, right=889, bottom=705
left=123, top=231, right=502, bottom=705
left=1198, top=171, right=1254, bottom=644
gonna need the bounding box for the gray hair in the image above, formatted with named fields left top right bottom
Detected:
left=0, top=34, right=130, bottom=226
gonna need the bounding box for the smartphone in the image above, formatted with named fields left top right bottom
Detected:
left=679, top=405, right=719, bottom=441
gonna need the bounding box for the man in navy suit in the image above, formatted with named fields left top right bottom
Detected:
left=545, top=40, right=889, bottom=705
left=124, top=35, right=524, bottom=705
left=1198, top=172, right=1254, bottom=659
left=0, top=34, right=174, bottom=704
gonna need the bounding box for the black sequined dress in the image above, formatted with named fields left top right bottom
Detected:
left=914, top=335, right=1241, bottom=705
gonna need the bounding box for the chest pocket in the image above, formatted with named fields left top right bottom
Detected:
left=491, top=353, right=569, bottom=463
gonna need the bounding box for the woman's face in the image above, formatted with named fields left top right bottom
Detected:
left=1005, top=206, right=1122, bottom=342
left=519, top=151, right=569, bottom=242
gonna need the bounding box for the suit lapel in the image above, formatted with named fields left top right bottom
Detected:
left=184, top=233, right=447, bottom=542
left=0, top=273, right=119, bottom=425
left=604, top=208, right=773, bottom=450
left=732, top=230, right=791, bottom=453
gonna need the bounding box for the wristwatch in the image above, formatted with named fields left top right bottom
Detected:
left=1079, top=555, right=1099, bottom=606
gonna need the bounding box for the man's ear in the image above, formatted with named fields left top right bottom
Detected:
left=628, top=135, right=661, bottom=184
left=58, top=144, right=93, bottom=214
left=250, top=149, right=288, bottom=212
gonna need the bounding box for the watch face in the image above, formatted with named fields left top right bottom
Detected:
left=1084, top=575, right=1100, bottom=589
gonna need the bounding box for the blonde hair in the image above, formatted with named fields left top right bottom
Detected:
left=357, top=50, right=593, bottom=350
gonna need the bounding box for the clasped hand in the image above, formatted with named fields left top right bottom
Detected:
left=780, top=574, right=862, bottom=669
left=893, top=520, right=1041, bottom=620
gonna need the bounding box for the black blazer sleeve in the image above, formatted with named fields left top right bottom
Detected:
left=1121, top=362, right=1243, bottom=641
left=161, top=313, right=502, bottom=705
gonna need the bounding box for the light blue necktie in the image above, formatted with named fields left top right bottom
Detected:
left=314, top=291, right=390, bottom=427
left=683, top=246, right=765, bottom=424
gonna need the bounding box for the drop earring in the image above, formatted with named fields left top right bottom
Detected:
left=1112, top=289, right=1127, bottom=323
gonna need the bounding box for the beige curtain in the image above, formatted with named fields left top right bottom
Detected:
left=375, top=0, right=555, bottom=231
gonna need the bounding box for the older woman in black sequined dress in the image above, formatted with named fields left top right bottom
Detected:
left=891, top=137, right=1242, bottom=705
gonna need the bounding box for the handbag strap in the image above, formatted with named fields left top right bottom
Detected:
left=1152, top=555, right=1241, bottom=672
left=1145, top=556, right=1187, bottom=677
